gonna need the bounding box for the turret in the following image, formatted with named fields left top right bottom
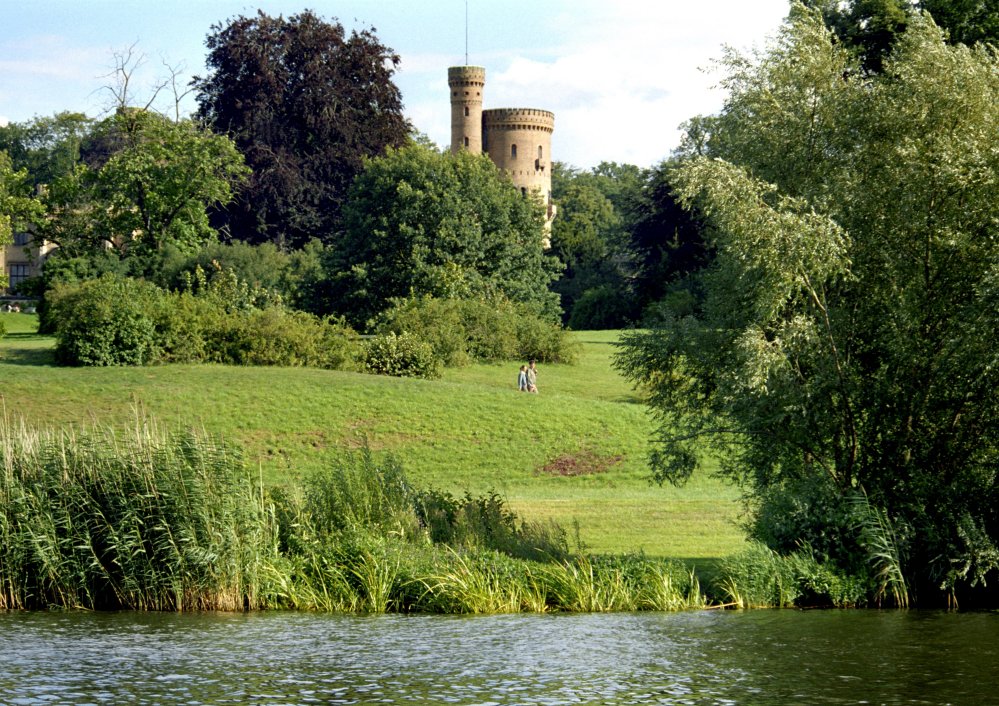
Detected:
left=448, top=66, right=486, bottom=154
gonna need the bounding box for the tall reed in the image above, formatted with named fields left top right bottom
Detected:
left=0, top=418, right=282, bottom=610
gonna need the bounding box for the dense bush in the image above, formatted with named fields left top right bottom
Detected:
left=567, top=284, right=635, bottom=330
left=363, top=331, right=440, bottom=379
left=712, top=542, right=870, bottom=608
left=49, top=273, right=361, bottom=369
left=373, top=295, right=578, bottom=367
left=49, top=274, right=162, bottom=366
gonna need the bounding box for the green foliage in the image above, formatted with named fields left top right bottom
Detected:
left=0, top=112, right=93, bottom=187
left=0, top=421, right=279, bottom=610
left=363, top=331, right=440, bottom=379
left=413, top=488, right=569, bottom=562
left=304, top=449, right=418, bottom=538
left=329, top=144, right=561, bottom=326
left=49, top=274, right=161, bottom=366
left=86, top=110, right=250, bottom=264
left=567, top=284, right=635, bottom=331
left=618, top=7, right=999, bottom=602
left=714, top=542, right=868, bottom=608
left=48, top=273, right=362, bottom=370
left=195, top=9, right=409, bottom=247
left=550, top=161, right=641, bottom=328
left=372, top=295, right=578, bottom=367
left=0, top=151, right=46, bottom=290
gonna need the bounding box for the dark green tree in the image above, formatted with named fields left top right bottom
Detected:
left=0, top=112, right=94, bottom=188
left=618, top=6, right=999, bottom=603
left=550, top=162, right=643, bottom=328
left=627, top=160, right=711, bottom=320
left=194, top=10, right=410, bottom=248
left=325, top=143, right=560, bottom=328
left=803, top=0, right=999, bottom=74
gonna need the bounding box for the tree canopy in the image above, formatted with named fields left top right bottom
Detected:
left=325, top=144, right=561, bottom=328
left=618, top=6, right=999, bottom=603
left=194, top=10, right=410, bottom=248
left=34, top=110, right=248, bottom=269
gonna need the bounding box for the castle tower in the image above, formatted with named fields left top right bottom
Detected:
left=482, top=108, right=556, bottom=226
left=448, top=66, right=486, bottom=154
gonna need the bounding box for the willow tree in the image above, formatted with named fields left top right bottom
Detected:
left=618, top=7, right=999, bottom=602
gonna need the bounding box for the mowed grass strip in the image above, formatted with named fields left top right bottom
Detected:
left=0, top=314, right=745, bottom=558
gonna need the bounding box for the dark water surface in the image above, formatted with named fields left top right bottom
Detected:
left=0, top=609, right=995, bottom=705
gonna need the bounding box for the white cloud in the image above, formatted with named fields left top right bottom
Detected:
left=402, top=0, right=787, bottom=167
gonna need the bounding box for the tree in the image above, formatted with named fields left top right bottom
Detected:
left=550, top=162, right=644, bottom=327
left=0, top=112, right=94, bottom=188
left=325, top=144, right=560, bottom=328
left=803, top=0, right=999, bottom=73
left=194, top=10, right=410, bottom=248
left=618, top=7, right=999, bottom=603
left=627, top=160, right=712, bottom=319
left=37, top=110, right=248, bottom=270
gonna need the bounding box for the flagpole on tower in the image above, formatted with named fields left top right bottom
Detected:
left=465, top=0, right=469, bottom=65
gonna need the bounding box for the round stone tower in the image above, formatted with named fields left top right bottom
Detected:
left=482, top=108, right=556, bottom=226
left=448, top=66, right=486, bottom=154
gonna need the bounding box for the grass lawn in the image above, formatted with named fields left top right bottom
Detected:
left=0, top=315, right=746, bottom=559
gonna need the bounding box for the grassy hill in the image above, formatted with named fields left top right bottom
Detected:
left=0, top=314, right=745, bottom=559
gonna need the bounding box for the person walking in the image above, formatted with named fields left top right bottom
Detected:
left=517, top=365, right=528, bottom=392
left=526, top=359, right=538, bottom=393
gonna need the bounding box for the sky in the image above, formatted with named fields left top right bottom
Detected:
left=0, top=0, right=791, bottom=169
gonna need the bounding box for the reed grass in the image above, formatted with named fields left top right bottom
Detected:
left=0, top=417, right=281, bottom=611
left=0, top=416, right=727, bottom=613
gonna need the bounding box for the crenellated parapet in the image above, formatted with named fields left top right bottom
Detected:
left=482, top=109, right=555, bottom=133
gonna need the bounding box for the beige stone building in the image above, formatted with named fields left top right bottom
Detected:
left=448, top=66, right=556, bottom=238
left=1, top=231, right=53, bottom=295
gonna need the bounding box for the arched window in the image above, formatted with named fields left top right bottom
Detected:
left=511, top=144, right=518, bottom=159
left=538, top=146, right=543, bottom=159
left=464, top=136, right=469, bottom=147
left=464, top=106, right=469, bottom=117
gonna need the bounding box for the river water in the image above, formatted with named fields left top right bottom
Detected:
left=0, top=609, right=994, bottom=705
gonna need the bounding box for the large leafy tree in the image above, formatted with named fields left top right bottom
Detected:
left=325, top=144, right=560, bottom=327
left=618, top=7, right=999, bottom=602
left=38, top=110, right=248, bottom=268
left=194, top=10, right=410, bottom=248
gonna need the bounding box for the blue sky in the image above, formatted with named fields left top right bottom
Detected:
left=0, top=0, right=790, bottom=168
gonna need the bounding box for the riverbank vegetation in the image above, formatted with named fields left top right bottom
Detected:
left=2, top=420, right=885, bottom=612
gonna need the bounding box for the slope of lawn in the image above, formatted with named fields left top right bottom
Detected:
left=0, top=315, right=746, bottom=559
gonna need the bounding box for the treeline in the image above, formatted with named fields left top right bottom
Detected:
left=0, top=8, right=720, bottom=357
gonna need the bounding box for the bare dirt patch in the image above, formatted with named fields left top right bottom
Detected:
left=538, top=450, right=624, bottom=477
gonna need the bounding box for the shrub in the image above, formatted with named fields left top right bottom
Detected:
left=413, top=488, right=569, bottom=562
left=373, top=295, right=577, bottom=367
left=47, top=272, right=363, bottom=370
left=712, top=542, right=869, bottom=608
left=363, top=331, right=440, bottom=379
left=49, top=274, right=162, bottom=366
left=567, top=284, right=634, bottom=330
